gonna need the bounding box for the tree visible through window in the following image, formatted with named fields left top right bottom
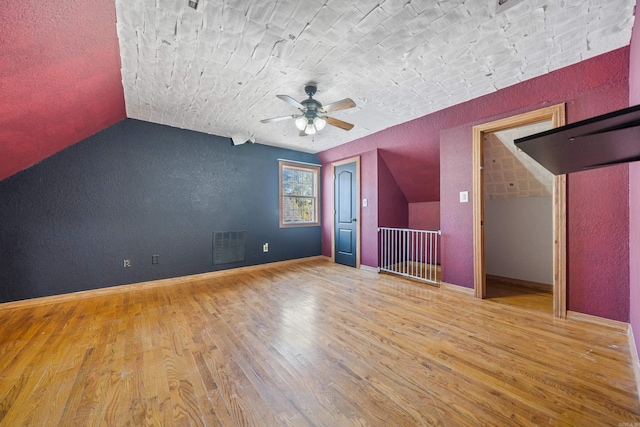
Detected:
left=279, top=161, right=320, bottom=227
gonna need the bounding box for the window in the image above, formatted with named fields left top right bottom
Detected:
left=279, top=160, right=320, bottom=227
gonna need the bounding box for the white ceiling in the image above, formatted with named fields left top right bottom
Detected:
left=115, top=0, right=635, bottom=153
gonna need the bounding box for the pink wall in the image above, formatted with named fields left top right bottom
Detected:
left=561, top=68, right=630, bottom=322
left=630, top=160, right=640, bottom=352
left=628, top=1, right=640, bottom=364
left=379, top=144, right=440, bottom=202
left=378, top=153, right=409, bottom=229
left=567, top=165, right=630, bottom=321
left=0, top=0, right=126, bottom=181
left=319, top=47, right=632, bottom=322
left=318, top=117, right=441, bottom=205
left=440, top=125, right=475, bottom=287
left=409, top=202, right=440, bottom=231
left=631, top=2, right=640, bottom=106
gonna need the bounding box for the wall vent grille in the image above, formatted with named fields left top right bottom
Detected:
left=213, top=231, right=246, bottom=265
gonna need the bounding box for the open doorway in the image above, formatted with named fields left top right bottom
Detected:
left=483, top=122, right=554, bottom=312
left=472, top=104, right=567, bottom=317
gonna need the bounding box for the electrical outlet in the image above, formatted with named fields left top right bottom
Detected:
left=152, top=255, right=159, bottom=264
left=123, top=259, right=131, bottom=268
left=263, top=243, right=269, bottom=252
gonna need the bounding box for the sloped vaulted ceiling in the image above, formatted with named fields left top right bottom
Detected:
left=0, top=0, right=126, bottom=182
left=0, top=0, right=636, bottom=182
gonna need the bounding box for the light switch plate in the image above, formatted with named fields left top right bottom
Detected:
left=460, top=191, right=468, bottom=203
left=362, top=198, right=368, bottom=207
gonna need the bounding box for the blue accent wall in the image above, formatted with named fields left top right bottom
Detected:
left=0, top=119, right=321, bottom=303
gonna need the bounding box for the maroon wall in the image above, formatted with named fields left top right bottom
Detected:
left=319, top=47, right=631, bottom=322
left=440, top=125, right=475, bottom=287
left=0, top=0, right=126, bottom=181
left=630, top=160, right=640, bottom=350
left=378, top=153, right=409, bottom=229
left=567, top=165, right=629, bottom=320
left=409, top=202, right=440, bottom=231
left=318, top=118, right=441, bottom=205
left=629, top=2, right=640, bottom=359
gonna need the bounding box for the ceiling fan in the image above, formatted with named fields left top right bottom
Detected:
left=261, top=85, right=356, bottom=136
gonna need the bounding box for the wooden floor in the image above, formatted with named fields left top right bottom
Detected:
left=381, top=261, right=441, bottom=284
left=0, top=258, right=639, bottom=426
left=486, top=279, right=553, bottom=313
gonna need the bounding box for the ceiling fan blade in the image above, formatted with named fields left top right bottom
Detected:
left=299, top=130, right=310, bottom=137
left=260, top=115, right=297, bottom=123
left=320, top=98, right=356, bottom=113
left=277, top=95, right=304, bottom=109
left=326, top=116, right=354, bottom=131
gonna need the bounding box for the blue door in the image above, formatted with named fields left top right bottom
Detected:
left=334, top=162, right=357, bottom=267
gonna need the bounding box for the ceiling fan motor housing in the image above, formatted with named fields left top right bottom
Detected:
left=304, top=85, right=317, bottom=97
left=302, top=98, right=322, bottom=121
left=302, top=86, right=322, bottom=122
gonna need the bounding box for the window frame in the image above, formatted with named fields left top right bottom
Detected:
left=279, top=160, right=321, bottom=228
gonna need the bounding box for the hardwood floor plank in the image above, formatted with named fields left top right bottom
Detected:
left=289, top=292, right=535, bottom=425
left=241, top=268, right=539, bottom=425
left=0, top=303, right=84, bottom=426
left=1, top=258, right=639, bottom=426
left=225, top=292, right=359, bottom=425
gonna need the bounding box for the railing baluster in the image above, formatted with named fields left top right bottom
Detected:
left=402, top=230, right=406, bottom=276
left=392, top=228, right=396, bottom=273
left=384, top=228, right=388, bottom=270
left=428, top=231, right=433, bottom=281
left=420, top=231, right=423, bottom=279
left=377, top=227, right=440, bottom=284
left=411, top=230, right=415, bottom=278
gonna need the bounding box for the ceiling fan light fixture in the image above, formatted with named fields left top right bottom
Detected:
left=295, top=117, right=307, bottom=131
left=305, top=122, right=317, bottom=135
left=261, top=85, right=356, bottom=137
left=313, top=116, right=326, bottom=131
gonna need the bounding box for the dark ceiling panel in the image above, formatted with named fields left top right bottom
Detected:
left=515, top=104, right=640, bottom=175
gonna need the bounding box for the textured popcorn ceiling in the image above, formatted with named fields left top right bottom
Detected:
left=115, top=0, right=635, bottom=153
left=484, top=121, right=553, bottom=199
